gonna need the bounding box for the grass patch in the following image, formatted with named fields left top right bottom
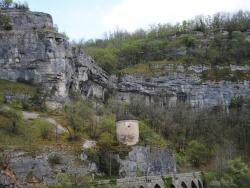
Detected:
left=0, top=116, right=40, bottom=150
left=37, top=27, right=58, bottom=34
left=121, top=61, right=174, bottom=76
left=202, top=69, right=250, bottom=81
left=0, top=114, right=80, bottom=150
left=94, top=175, right=118, bottom=181
left=0, top=79, right=37, bottom=94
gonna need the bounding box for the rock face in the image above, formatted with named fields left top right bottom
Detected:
left=0, top=148, right=94, bottom=187
left=0, top=8, right=249, bottom=108
left=117, top=146, right=177, bottom=178
left=0, top=8, right=116, bottom=99
left=117, top=70, right=250, bottom=108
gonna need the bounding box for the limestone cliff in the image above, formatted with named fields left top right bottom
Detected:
left=0, top=8, right=249, bottom=108
left=0, top=8, right=116, bottom=100
left=0, top=147, right=97, bottom=187
left=117, top=146, right=177, bottom=178
left=117, top=65, right=250, bottom=108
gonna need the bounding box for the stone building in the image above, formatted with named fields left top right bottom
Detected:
left=116, top=112, right=139, bottom=145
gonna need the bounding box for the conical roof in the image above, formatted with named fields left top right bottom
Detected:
left=116, top=112, right=138, bottom=121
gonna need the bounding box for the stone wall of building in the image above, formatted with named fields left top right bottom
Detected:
left=116, top=120, right=139, bottom=146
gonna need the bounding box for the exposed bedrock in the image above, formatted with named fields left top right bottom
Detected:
left=0, top=9, right=249, bottom=108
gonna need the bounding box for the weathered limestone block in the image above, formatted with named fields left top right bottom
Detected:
left=117, top=146, right=177, bottom=177
left=117, top=74, right=250, bottom=108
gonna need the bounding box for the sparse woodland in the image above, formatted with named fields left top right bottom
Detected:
left=79, top=10, right=250, bottom=80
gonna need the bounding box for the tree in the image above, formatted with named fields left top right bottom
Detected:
left=182, top=35, right=196, bottom=57
left=64, top=102, right=84, bottom=140
left=12, top=1, right=29, bottom=10
left=98, top=132, right=119, bottom=176
left=0, top=108, right=22, bottom=134
left=229, top=31, right=250, bottom=65
left=30, top=86, right=49, bottom=112
left=229, top=96, right=244, bottom=110
left=186, top=140, right=208, bottom=167
left=0, top=0, right=13, bottom=8
left=224, top=157, right=250, bottom=188
left=64, top=100, right=95, bottom=140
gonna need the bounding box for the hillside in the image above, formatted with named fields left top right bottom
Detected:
left=81, top=10, right=250, bottom=77
left=79, top=10, right=250, bottom=109
left=0, top=2, right=250, bottom=187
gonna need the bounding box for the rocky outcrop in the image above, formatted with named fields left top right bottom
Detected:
left=117, top=146, right=177, bottom=177
left=0, top=9, right=249, bottom=108
left=117, top=66, right=250, bottom=108
left=0, top=148, right=95, bottom=187
left=0, top=8, right=116, bottom=100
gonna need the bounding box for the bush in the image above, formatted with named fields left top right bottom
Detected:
left=85, top=148, right=99, bottom=164
left=0, top=15, right=13, bottom=30
left=0, top=108, right=22, bottom=134
left=48, top=152, right=62, bottom=165
left=13, top=1, right=29, bottom=10
left=139, top=121, right=165, bottom=145
left=38, top=120, right=52, bottom=139
left=0, top=0, right=13, bottom=8
left=136, top=165, right=144, bottom=177
left=162, top=177, right=173, bottom=188
left=21, top=99, right=32, bottom=110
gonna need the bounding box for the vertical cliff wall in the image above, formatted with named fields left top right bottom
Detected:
left=117, top=70, right=250, bottom=108
left=0, top=9, right=249, bottom=108
left=0, top=8, right=116, bottom=99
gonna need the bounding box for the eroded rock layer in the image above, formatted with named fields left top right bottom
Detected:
left=0, top=9, right=116, bottom=99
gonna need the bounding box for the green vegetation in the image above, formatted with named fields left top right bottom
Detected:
left=0, top=108, right=22, bottom=134
left=0, top=78, right=37, bottom=94
left=139, top=121, right=166, bottom=145
left=128, top=93, right=250, bottom=185
left=162, top=177, right=172, bottom=188
left=0, top=15, right=12, bottom=30
left=0, top=0, right=12, bottom=8
left=0, top=0, right=29, bottom=10
left=136, top=165, right=144, bottom=177
left=37, top=119, right=53, bottom=139
left=0, top=74, right=250, bottom=186
left=48, top=152, right=62, bottom=165
left=202, top=158, right=250, bottom=187
left=77, top=10, right=250, bottom=81
left=48, top=173, right=91, bottom=188
left=0, top=116, right=53, bottom=150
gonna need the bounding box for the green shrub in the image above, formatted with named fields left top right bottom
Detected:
left=0, top=108, right=22, bottom=134
left=0, top=15, right=13, bottom=30
left=13, top=1, right=29, bottom=10
left=136, top=165, right=144, bottom=177
left=162, top=176, right=172, bottom=188
left=48, top=152, right=62, bottom=165
left=85, top=148, right=99, bottom=164
left=174, top=149, right=187, bottom=170
left=139, top=121, right=166, bottom=145
left=110, top=179, right=117, bottom=186
left=21, top=99, right=32, bottom=110
left=38, top=120, right=52, bottom=139
left=10, top=99, right=23, bottom=110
